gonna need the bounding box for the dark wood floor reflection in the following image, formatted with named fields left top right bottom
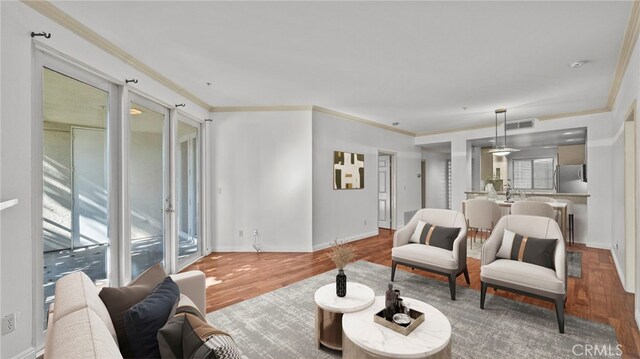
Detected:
left=185, top=229, right=640, bottom=358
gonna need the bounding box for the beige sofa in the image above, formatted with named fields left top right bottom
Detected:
left=44, top=270, right=206, bottom=359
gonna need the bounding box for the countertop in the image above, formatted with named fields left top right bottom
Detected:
left=465, top=191, right=590, bottom=197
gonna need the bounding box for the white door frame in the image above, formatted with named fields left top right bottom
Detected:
left=624, top=101, right=637, bottom=294
left=378, top=151, right=398, bottom=230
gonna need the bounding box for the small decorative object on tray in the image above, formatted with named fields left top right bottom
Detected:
left=374, top=305, right=425, bottom=335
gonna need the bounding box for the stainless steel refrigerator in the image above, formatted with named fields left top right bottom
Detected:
left=554, top=164, right=587, bottom=193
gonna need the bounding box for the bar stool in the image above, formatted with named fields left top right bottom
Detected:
left=555, top=199, right=575, bottom=245
left=511, top=201, right=555, bottom=219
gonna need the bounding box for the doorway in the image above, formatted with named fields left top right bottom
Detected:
left=378, top=152, right=396, bottom=230
left=625, top=103, right=636, bottom=293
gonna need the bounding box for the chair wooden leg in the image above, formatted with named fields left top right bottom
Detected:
left=448, top=274, right=456, bottom=300
left=554, top=298, right=565, bottom=333
left=480, top=281, right=487, bottom=309
left=463, top=268, right=470, bottom=285
left=391, top=261, right=397, bottom=282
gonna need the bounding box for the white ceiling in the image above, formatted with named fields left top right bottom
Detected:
left=53, top=1, right=631, bottom=134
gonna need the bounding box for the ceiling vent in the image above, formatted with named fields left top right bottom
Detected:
left=506, top=119, right=535, bottom=130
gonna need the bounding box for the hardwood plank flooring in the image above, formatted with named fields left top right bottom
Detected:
left=185, top=229, right=640, bottom=358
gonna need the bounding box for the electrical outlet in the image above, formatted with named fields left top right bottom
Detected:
left=239, top=230, right=243, bottom=237
left=2, top=313, right=15, bottom=335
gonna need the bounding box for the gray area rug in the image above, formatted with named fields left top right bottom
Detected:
left=207, top=261, right=617, bottom=359
left=567, top=251, right=583, bottom=278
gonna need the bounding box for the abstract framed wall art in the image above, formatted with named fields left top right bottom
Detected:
left=333, top=151, right=364, bottom=189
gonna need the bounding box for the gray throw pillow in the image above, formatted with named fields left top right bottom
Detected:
left=99, top=263, right=166, bottom=358
left=158, top=310, right=242, bottom=359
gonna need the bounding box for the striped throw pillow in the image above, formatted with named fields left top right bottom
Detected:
left=409, top=221, right=460, bottom=251
left=496, top=229, right=557, bottom=270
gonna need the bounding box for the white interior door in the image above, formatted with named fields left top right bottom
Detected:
left=378, top=154, right=391, bottom=229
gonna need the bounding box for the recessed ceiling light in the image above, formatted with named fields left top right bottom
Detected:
left=130, top=108, right=142, bottom=115
left=544, top=146, right=554, bottom=149
left=392, top=122, right=400, bottom=126
left=488, top=139, right=495, bottom=143
left=569, top=60, right=588, bottom=68
left=566, top=138, right=578, bottom=142
left=563, top=132, right=574, bottom=135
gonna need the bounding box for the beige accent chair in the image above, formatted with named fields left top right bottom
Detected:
left=464, top=199, right=501, bottom=248
left=392, top=208, right=468, bottom=300
left=511, top=201, right=555, bottom=219
left=480, top=215, right=566, bottom=333
left=526, top=196, right=556, bottom=202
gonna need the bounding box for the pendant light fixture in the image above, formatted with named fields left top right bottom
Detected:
left=489, top=108, right=519, bottom=156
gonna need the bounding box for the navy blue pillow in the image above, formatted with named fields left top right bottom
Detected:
left=125, top=276, right=180, bottom=359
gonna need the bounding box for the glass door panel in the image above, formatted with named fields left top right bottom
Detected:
left=42, top=68, right=110, bottom=319
left=176, top=117, right=201, bottom=265
left=129, top=99, right=167, bottom=278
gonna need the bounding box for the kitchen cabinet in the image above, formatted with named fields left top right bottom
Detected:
left=558, top=144, right=585, bottom=165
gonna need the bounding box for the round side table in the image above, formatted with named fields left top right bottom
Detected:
left=314, top=282, right=375, bottom=350
left=342, top=296, right=452, bottom=359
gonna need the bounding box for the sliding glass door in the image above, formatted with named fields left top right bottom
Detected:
left=129, top=95, right=170, bottom=279
left=176, top=115, right=202, bottom=267
left=35, top=50, right=206, bottom=349
left=39, top=62, right=116, bottom=334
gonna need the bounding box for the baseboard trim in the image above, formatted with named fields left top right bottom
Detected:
left=610, top=248, right=630, bottom=293
left=586, top=242, right=612, bottom=250
left=212, top=244, right=313, bottom=253
left=12, top=347, right=36, bottom=359
left=312, top=230, right=380, bottom=251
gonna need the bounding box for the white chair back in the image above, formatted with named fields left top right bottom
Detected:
left=511, top=201, right=555, bottom=219
left=465, top=199, right=501, bottom=231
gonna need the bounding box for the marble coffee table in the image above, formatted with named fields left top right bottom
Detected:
left=314, top=282, right=375, bottom=350
left=342, top=296, right=452, bottom=359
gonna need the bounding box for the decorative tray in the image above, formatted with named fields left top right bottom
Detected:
left=374, top=308, right=425, bottom=336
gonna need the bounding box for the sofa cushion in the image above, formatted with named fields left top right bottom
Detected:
left=496, top=229, right=556, bottom=269
left=408, top=222, right=460, bottom=251
left=125, top=276, right=180, bottom=359
left=158, top=311, right=241, bottom=359
left=52, top=272, right=117, bottom=344
left=481, top=259, right=564, bottom=294
left=392, top=243, right=457, bottom=269
left=47, top=307, right=123, bottom=359
left=99, top=262, right=166, bottom=357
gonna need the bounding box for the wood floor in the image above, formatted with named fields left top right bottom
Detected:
left=185, top=230, right=640, bottom=358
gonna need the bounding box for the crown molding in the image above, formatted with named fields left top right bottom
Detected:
left=415, top=123, right=495, bottom=137
left=22, top=0, right=212, bottom=111
left=607, top=1, right=640, bottom=110
left=536, top=107, right=610, bottom=121
left=311, top=106, right=416, bottom=137
left=211, top=105, right=313, bottom=112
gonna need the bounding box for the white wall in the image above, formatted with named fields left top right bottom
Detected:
left=422, top=150, right=450, bottom=209
left=211, top=110, right=313, bottom=252
left=1, top=3, right=209, bottom=358
left=608, top=15, right=640, bottom=300
left=416, top=111, right=613, bottom=249
left=312, top=111, right=421, bottom=250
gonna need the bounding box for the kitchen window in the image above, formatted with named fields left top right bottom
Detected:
left=512, top=158, right=554, bottom=190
